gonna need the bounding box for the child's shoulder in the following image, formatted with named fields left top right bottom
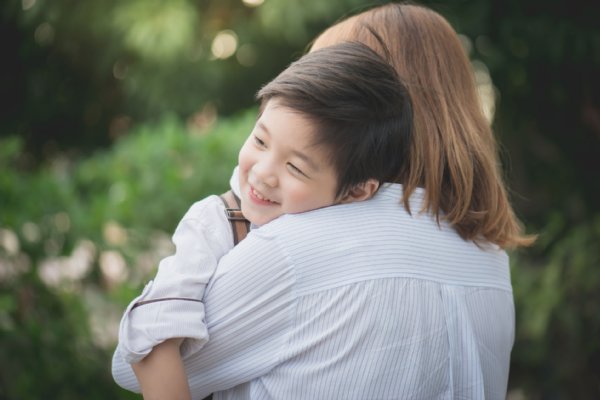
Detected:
left=181, top=194, right=228, bottom=223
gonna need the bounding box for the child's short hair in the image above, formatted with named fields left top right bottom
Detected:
left=257, top=41, right=413, bottom=198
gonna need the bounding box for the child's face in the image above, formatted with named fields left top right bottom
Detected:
left=238, top=99, right=339, bottom=226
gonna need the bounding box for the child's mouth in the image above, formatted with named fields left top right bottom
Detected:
left=249, top=186, right=277, bottom=205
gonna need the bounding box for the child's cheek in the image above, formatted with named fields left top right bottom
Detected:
left=238, top=142, right=253, bottom=176
left=282, top=185, right=311, bottom=214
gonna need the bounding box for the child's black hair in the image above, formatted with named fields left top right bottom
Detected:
left=257, top=41, right=413, bottom=198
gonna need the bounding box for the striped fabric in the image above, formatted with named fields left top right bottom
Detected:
left=112, top=183, right=514, bottom=400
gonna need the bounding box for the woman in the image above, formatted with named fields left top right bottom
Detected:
left=114, top=3, right=534, bottom=399
left=310, top=3, right=533, bottom=250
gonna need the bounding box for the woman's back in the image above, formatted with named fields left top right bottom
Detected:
left=193, top=184, right=514, bottom=399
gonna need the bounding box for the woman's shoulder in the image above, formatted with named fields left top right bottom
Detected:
left=256, top=184, right=424, bottom=233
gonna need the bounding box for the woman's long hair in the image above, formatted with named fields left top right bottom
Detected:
left=311, top=3, right=536, bottom=249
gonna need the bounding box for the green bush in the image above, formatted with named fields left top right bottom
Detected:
left=509, top=215, right=600, bottom=398
left=0, top=109, right=254, bottom=399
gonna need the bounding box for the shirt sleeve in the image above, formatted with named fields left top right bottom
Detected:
left=114, top=195, right=234, bottom=365
left=112, top=228, right=297, bottom=397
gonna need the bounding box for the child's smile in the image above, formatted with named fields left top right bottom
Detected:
left=248, top=185, right=278, bottom=205
left=238, top=99, right=340, bottom=226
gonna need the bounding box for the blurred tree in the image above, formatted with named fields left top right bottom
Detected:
left=2, top=0, right=597, bottom=220
left=0, top=0, right=296, bottom=161
left=476, top=0, right=599, bottom=228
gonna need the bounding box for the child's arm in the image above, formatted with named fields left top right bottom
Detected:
left=113, top=195, right=237, bottom=395
left=115, top=196, right=235, bottom=365
left=132, top=338, right=192, bottom=400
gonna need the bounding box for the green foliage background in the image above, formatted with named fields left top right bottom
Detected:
left=0, top=0, right=598, bottom=398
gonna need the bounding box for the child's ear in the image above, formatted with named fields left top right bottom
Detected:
left=339, top=179, right=380, bottom=204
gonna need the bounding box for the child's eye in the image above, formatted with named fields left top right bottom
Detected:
left=287, top=163, right=307, bottom=177
left=253, top=135, right=266, bottom=147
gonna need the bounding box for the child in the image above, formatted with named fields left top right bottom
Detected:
left=112, top=41, right=413, bottom=399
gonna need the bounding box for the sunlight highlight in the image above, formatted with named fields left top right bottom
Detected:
left=242, top=0, right=265, bottom=7
left=472, top=60, right=496, bottom=123
left=211, top=30, right=238, bottom=59
left=22, top=0, right=36, bottom=11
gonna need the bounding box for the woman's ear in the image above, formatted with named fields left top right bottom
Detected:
left=339, top=179, right=380, bottom=204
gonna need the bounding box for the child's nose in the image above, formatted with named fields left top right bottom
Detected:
left=253, top=162, right=278, bottom=188
left=262, top=175, right=278, bottom=188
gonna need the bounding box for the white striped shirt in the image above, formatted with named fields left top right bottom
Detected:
left=112, top=183, right=514, bottom=399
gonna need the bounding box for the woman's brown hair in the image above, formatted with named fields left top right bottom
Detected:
left=311, top=3, right=535, bottom=249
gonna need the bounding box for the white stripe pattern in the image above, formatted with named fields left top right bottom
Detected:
left=112, top=183, right=514, bottom=399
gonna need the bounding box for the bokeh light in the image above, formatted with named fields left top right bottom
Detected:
left=242, top=0, right=265, bottom=7
left=22, top=0, right=36, bottom=11
left=34, top=22, right=54, bottom=45
left=472, top=60, right=496, bottom=123
left=211, top=30, right=239, bottom=59
left=236, top=43, right=258, bottom=66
